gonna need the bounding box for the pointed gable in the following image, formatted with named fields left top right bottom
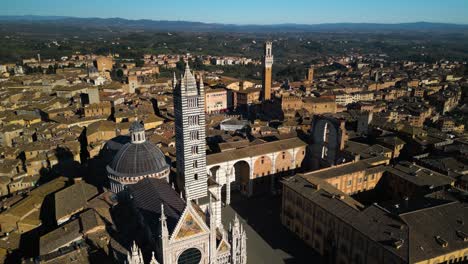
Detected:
left=170, top=202, right=209, bottom=242
left=217, top=239, right=230, bottom=253
left=174, top=212, right=204, bottom=240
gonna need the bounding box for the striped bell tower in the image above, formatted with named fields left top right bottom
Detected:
left=174, top=63, right=207, bottom=201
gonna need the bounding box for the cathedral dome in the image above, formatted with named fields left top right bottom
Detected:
left=106, top=121, right=170, bottom=193
left=106, top=140, right=169, bottom=178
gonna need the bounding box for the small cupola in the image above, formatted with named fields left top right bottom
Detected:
left=130, top=121, right=146, bottom=144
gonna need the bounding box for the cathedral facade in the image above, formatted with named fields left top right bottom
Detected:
left=111, top=64, right=247, bottom=264
left=125, top=178, right=246, bottom=264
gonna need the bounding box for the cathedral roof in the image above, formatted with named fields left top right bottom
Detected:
left=106, top=140, right=169, bottom=178
left=128, top=178, right=186, bottom=233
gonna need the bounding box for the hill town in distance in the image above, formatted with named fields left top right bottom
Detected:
left=0, top=6, right=468, bottom=264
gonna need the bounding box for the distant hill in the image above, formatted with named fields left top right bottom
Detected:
left=0, top=15, right=467, bottom=33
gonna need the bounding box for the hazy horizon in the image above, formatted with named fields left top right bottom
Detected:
left=2, top=14, right=468, bottom=26
left=2, top=0, right=468, bottom=25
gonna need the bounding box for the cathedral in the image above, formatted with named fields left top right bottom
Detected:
left=107, top=63, right=247, bottom=264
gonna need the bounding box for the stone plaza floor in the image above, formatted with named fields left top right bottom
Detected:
left=221, top=193, right=322, bottom=264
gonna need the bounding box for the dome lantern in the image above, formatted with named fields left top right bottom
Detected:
left=130, top=121, right=145, bottom=144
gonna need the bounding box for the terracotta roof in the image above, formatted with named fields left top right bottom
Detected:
left=207, top=137, right=306, bottom=165
left=54, top=181, right=99, bottom=222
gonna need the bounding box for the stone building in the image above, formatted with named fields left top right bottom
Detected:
left=302, top=97, right=337, bottom=115
left=0, top=124, right=23, bottom=147
left=128, top=75, right=139, bottom=93
left=438, top=118, right=465, bottom=133
left=281, top=96, right=303, bottom=111
left=281, top=166, right=466, bottom=264
left=382, top=161, right=455, bottom=200
left=356, top=111, right=373, bottom=136
left=282, top=174, right=468, bottom=264
left=0, top=177, right=69, bottom=234
left=83, top=102, right=111, bottom=118
left=299, top=156, right=389, bottom=195
left=207, top=137, right=307, bottom=199
left=205, top=88, right=227, bottom=114
left=234, top=88, right=261, bottom=108
left=86, top=120, right=116, bottom=145
left=95, top=56, right=114, bottom=72
left=376, top=136, right=406, bottom=159
left=282, top=96, right=336, bottom=117
left=87, top=87, right=100, bottom=104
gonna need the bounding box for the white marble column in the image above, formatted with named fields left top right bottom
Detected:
left=292, top=148, right=297, bottom=171
left=248, top=167, right=254, bottom=197
left=226, top=181, right=231, bottom=205
left=270, top=153, right=277, bottom=194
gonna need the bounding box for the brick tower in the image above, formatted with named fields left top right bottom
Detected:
left=262, top=41, right=273, bottom=101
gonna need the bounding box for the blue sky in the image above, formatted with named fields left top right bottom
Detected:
left=2, top=0, right=468, bottom=25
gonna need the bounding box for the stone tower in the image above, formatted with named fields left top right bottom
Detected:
left=174, top=63, right=207, bottom=201
left=307, top=66, right=314, bottom=83
left=262, top=41, right=273, bottom=101
left=357, top=111, right=373, bottom=136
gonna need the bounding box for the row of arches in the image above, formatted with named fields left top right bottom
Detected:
left=208, top=148, right=306, bottom=198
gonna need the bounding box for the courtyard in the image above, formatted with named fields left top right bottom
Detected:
left=222, top=193, right=322, bottom=264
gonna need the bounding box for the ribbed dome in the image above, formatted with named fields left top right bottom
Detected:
left=106, top=141, right=169, bottom=178
left=130, top=121, right=144, bottom=132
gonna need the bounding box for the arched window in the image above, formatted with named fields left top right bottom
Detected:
left=191, top=146, right=198, bottom=154
left=178, top=248, right=202, bottom=264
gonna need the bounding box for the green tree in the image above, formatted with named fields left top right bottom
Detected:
left=193, top=57, right=205, bottom=70
left=116, top=69, right=124, bottom=78
left=46, top=65, right=54, bottom=74
left=176, top=58, right=185, bottom=71
left=135, top=59, right=144, bottom=67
